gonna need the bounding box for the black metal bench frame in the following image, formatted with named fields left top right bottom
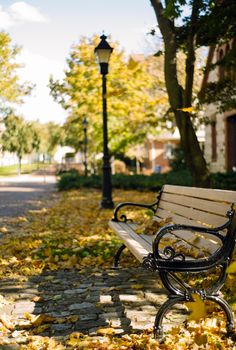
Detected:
left=111, top=192, right=236, bottom=338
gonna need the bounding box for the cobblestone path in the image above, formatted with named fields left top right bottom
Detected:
left=0, top=267, right=187, bottom=348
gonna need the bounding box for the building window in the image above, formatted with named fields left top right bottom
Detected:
left=211, top=121, right=217, bottom=162
left=164, top=144, right=174, bottom=159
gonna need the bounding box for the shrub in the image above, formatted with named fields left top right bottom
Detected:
left=210, top=171, right=236, bottom=190
left=57, top=169, right=192, bottom=192
left=57, top=169, right=236, bottom=192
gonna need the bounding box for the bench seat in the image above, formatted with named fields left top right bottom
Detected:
left=109, top=184, right=236, bottom=337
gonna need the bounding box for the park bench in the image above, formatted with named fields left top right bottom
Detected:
left=109, top=184, right=236, bottom=337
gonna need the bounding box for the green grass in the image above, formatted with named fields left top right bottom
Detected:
left=0, top=163, right=47, bottom=176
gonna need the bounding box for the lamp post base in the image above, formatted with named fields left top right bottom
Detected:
left=100, top=198, right=114, bottom=209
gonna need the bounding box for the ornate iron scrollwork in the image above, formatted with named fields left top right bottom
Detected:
left=163, top=246, right=185, bottom=261
left=143, top=253, right=157, bottom=271
left=112, top=191, right=162, bottom=222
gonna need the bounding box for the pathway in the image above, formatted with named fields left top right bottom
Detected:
left=0, top=174, right=186, bottom=348
left=0, top=174, right=56, bottom=230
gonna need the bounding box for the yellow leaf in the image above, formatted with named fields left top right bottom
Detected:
left=131, top=284, right=144, bottom=290
left=67, top=315, right=80, bottom=323
left=33, top=323, right=51, bottom=334
left=0, top=314, right=14, bottom=330
left=31, top=296, right=42, bottom=302
left=61, top=253, right=69, bottom=260
left=195, top=333, right=208, bottom=346
left=226, top=261, right=236, bottom=274
left=17, top=216, right=28, bottom=222
left=185, top=293, right=207, bottom=321
left=177, top=106, right=194, bottom=112
left=96, top=327, right=115, bottom=335
left=24, top=312, right=34, bottom=321
left=30, top=314, right=55, bottom=326
left=0, top=227, right=8, bottom=233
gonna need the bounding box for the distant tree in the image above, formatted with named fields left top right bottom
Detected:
left=149, top=0, right=236, bottom=186
left=30, top=121, right=64, bottom=163
left=0, top=31, right=32, bottom=114
left=0, top=114, right=39, bottom=174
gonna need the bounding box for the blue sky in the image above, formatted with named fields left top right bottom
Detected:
left=0, top=1, right=157, bottom=124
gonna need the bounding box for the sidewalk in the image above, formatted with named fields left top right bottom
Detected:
left=1, top=266, right=186, bottom=348
left=0, top=186, right=188, bottom=349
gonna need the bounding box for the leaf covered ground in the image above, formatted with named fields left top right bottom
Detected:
left=0, top=188, right=235, bottom=349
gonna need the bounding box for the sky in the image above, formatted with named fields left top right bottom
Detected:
left=0, top=0, right=157, bottom=124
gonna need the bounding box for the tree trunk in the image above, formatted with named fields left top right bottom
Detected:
left=150, top=0, right=210, bottom=187
left=18, top=157, right=21, bottom=176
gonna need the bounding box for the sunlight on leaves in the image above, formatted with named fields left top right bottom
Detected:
left=185, top=293, right=207, bottom=321
left=226, top=261, right=236, bottom=275
left=177, top=106, right=194, bottom=112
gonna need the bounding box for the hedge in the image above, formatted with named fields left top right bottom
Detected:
left=57, top=168, right=236, bottom=192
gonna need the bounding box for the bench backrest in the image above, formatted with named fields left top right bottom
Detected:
left=155, top=185, right=236, bottom=257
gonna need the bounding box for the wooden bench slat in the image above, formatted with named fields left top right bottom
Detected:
left=156, top=209, right=222, bottom=247
left=160, top=192, right=230, bottom=216
left=110, top=218, right=221, bottom=259
left=158, top=200, right=227, bottom=227
left=163, top=185, right=236, bottom=203
left=109, top=221, right=151, bottom=262
left=156, top=208, right=205, bottom=227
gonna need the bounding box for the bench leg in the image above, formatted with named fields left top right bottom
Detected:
left=154, top=295, right=186, bottom=338
left=113, top=244, right=126, bottom=268
left=154, top=294, right=235, bottom=339
left=207, top=295, right=235, bottom=335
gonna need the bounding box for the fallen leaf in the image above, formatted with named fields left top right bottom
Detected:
left=31, top=296, right=42, bottom=302
left=32, top=323, right=51, bottom=334
left=96, top=327, right=115, bottom=335
left=0, top=314, right=14, bottom=330
left=0, top=227, right=8, bottom=233
left=185, top=293, right=207, bottom=321
left=226, top=261, right=236, bottom=274
left=131, top=284, right=144, bottom=289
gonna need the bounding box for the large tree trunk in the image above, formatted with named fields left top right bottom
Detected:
left=150, top=0, right=210, bottom=187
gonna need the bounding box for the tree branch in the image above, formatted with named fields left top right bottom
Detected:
left=150, top=0, right=183, bottom=109
left=184, top=0, right=201, bottom=106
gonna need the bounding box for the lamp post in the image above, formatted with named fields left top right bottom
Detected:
left=82, top=117, right=88, bottom=177
left=95, top=34, right=114, bottom=209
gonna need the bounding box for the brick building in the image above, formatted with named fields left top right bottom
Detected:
left=203, top=40, right=236, bottom=172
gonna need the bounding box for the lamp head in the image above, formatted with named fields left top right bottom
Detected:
left=95, top=34, right=113, bottom=75
left=82, top=117, right=88, bottom=129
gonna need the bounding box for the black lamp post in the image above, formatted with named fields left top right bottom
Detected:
left=82, top=117, right=88, bottom=177
left=95, top=34, right=114, bottom=209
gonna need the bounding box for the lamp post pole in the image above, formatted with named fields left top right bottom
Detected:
left=95, top=34, right=114, bottom=209
left=82, top=117, right=88, bottom=177
left=101, top=71, right=114, bottom=208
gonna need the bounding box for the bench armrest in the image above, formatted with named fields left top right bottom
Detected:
left=112, top=200, right=159, bottom=222
left=146, top=208, right=235, bottom=272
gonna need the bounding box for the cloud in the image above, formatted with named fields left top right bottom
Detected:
left=0, top=2, right=48, bottom=29
left=0, top=5, right=14, bottom=28
left=10, top=2, right=48, bottom=23
left=16, top=49, right=67, bottom=124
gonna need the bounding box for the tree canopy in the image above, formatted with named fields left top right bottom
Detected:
left=33, top=121, right=65, bottom=161
left=0, top=31, right=31, bottom=114
left=0, top=114, right=39, bottom=174
left=49, top=36, right=167, bottom=162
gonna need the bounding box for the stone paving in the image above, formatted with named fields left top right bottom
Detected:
left=0, top=266, right=187, bottom=347
left=0, top=173, right=187, bottom=348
